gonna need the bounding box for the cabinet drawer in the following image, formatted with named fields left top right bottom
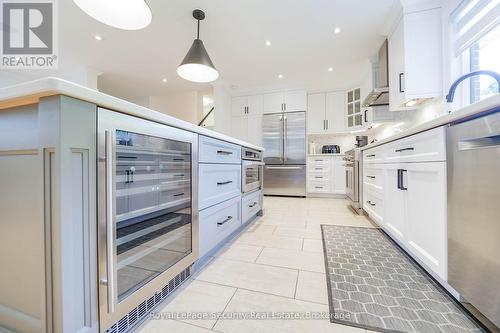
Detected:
left=199, top=164, right=241, bottom=210
left=307, top=180, right=331, bottom=193
left=199, top=136, right=241, bottom=164
left=363, top=147, right=385, bottom=164
left=385, top=126, right=446, bottom=163
left=362, top=167, right=383, bottom=195
left=199, top=196, right=242, bottom=257
left=242, top=190, right=262, bottom=224
left=363, top=193, right=383, bottom=226
left=307, top=157, right=331, bottom=168
left=308, top=173, right=330, bottom=182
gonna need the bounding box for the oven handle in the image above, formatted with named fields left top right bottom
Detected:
left=104, top=130, right=117, bottom=313
left=243, top=161, right=265, bottom=166
left=265, top=166, right=303, bottom=170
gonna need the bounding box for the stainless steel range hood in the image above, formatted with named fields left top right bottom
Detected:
left=363, top=40, right=389, bottom=107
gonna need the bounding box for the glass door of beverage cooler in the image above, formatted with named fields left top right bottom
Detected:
left=97, top=108, right=198, bottom=331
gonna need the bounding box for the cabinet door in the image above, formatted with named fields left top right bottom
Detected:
left=331, top=157, right=346, bottom=194
left=307, top=93, right=326, bottom=134
left=383, top=164, right=407, bottom=244
left=284, top=90, right=307, bottom=112
left=231, top=116, right=248, bottom=142
left=388, top=18, right=406, bottom=111
left=247, top=94, right=263, bottom=116
left=406, top=162, right=447, bottom=280
left=326, top=91, right=345, bottom=133
left=231, top=96, right=248, bottom=117
left=263, top=92, right=285, bottom=114
left=246, top=115, right=263, bottom=146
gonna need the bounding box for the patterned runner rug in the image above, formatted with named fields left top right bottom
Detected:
left=321, top=225, right=485, bottom=333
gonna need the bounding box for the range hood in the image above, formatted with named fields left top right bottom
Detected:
left=363, top=40, right=389, bottom=107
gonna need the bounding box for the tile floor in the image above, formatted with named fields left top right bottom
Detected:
left=138, top=196, right=376, bottom=333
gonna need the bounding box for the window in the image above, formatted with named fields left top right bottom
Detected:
left=451, top=0, right=500, bottom=104
left=467, top=24, right=500, bottom=102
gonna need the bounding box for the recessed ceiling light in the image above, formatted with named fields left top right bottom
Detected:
left=278, top=74, right=283, bottom=79
left=265, top=41, right=271, bottom=46
left=328, top=67, right=333, bottom=72
left=334, top=27, right=341, bottom=34
left=94, top=35, right=103, bottom=41
left=162, top=78, right=168, bottom=83
left=73, top=0, right=152, bottom=30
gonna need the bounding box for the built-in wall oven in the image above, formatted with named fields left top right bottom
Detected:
left=97, top=108, right=198, bottom=332
left=242, top=147, right=264, bottom=193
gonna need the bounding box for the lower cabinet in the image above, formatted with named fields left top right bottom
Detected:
left=242, top=190, right=262, bottom=224
left=199, top=196, right=242, bottom=258
left=307, top=156, right=346, bottom=195
left=362, top=133, right=447, bottom=281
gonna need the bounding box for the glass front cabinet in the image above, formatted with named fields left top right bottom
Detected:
left=346, top=88, right=363, bottom=129
left=97, top=108, right=198, bottom=332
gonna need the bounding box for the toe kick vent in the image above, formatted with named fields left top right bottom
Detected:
left=104, top=266, right=191, bottom=333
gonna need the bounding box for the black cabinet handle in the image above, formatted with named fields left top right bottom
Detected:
left=173, top=192, right=185, bottom=197
left=395, top=147, right=414, bottom=153
left=217, top=150, right=233, bottom=155
left=315, top=186, right=323, bottom=189
left=217, top=216, right=233, bottom=226
left=217, top=181, right=233, bottom=186
left=399, top=73, right=405, bottom=93
left=366, top=176, right=376, bottom=179
left=367, top=200, right=376, bottom=206
left=397, top=169, right=408, bottom=190
left=367, top=154, right=376, bottom=157
left=125, top=170, right=130, bottom=183
left=249, top=202, right=258, bottom=208
left=364, top=109, right=368, bottom=123
left=315, top=176, right=323, bottom=179
left=315, top=168, right=323, bottom=170
left=173, top=174, right=185, bottom=177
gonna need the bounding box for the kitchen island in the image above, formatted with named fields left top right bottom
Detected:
left=0, top=77, right=264, bottom=333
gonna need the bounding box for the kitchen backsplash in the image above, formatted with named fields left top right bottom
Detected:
left=308, top=134, right=358, bottom=154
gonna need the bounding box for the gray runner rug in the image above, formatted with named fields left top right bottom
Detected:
left=321, top=225, right=485, bottom=333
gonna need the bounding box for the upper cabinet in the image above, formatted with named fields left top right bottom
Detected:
left=307, top=91, right=345, bottom=134
left=230, top=94, right=263, bottom=146
left=231, top=94, right=263, bottom=117
left=263, top=90, right=307, bottom=114
left=388, top=5, right=443, bottom=111
left=346, top=88, right=363, bottom=129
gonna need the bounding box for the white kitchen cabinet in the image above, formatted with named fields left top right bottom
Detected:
left=406, top=162, right=447, bottom=280
left=230, top=95, right=263, bottom=146
left=307, top=93, right=326, bottom=133
left=346, top=88, right=363, bottom=129
left=383, top=164, right=407, bottom=244
left=263, top=90, right=307, bottom=114
left=326, top=91, right=346, bottom=132
left=388, top=6, right=442, bottom=110
left=307, top=156, right=346, bottom=195
left=307, top=92, right=345, bottom=134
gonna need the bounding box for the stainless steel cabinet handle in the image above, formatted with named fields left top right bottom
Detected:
left=104, top=130, right=117, bottom=313
left=397, top=169, right=408, bottom=190
left=326, top=119, right=329, bottom=130
left=217, top=150, right=233, bottom=155
left=217, top=216, right=233, bottom=226
left=217, top=180, right=233, bottom=186
left=395, top=147, right=414, bottom=153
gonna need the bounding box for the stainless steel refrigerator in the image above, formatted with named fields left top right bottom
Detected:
left=263, top=111, right=306, bottom=196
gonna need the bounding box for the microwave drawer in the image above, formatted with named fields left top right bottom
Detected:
left=199, top=136, right=241, bottom=164
left=199, top=196, right=242, bottom=257
left=199, top=164, right=241, bottom=210
left=242, top=190, right=262, bottom=224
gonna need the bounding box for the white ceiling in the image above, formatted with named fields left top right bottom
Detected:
left=38, top=0, right=397, bottom=97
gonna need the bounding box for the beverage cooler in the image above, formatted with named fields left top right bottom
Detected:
left=97, top=108, right=198, bottom=332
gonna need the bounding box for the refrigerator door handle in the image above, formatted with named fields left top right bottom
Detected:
left=283, top=115, right=288, bottom=162
left=280, top=115, right=284, bottom=161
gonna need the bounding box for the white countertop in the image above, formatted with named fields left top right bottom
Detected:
left=0, top=77, right=263, bottom=151
left=361, top=94, right=500, bottom=150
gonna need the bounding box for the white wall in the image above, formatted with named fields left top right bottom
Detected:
left=148, top=92, right=203, bottom=125
left=212, top=82, right=232, bottom=135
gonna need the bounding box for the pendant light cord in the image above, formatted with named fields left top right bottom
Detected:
left=197, top=19, right=200, bottom=39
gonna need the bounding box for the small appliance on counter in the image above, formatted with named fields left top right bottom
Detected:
left=321, top=145, right=341, bottom=154
left=355, top=136, right=368, bottom=147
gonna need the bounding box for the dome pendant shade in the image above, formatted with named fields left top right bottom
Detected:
left=177, top=39, right=219, bottom=83
left=73, top=0, right=152, bottom=30
left=177, top=10, right=219, bottom=83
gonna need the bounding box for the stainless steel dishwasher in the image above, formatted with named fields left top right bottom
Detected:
left=447, top=107, right=500, bottom=329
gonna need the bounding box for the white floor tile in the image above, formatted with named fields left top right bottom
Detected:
left=302, top=239, right=324, bottom=253
left=217, top=244, right=263, bottom=263
left=295, top=271, right=329, bottom=305
left=256, top=247, right=325, bottom=273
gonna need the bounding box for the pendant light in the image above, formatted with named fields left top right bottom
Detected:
left=73, top=0, right=152, bottom=30
left=177, top=10, right=219, bottom=83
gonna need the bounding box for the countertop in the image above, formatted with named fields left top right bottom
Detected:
left=361, top=94, right=500, bottom=150
left=0, top=77, right=264, bottom=151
